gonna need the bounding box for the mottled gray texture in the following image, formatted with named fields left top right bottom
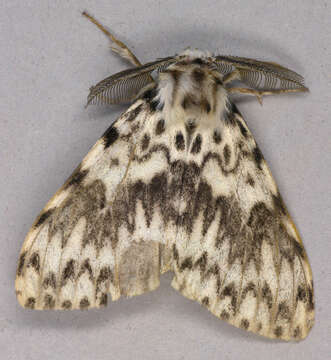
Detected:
left=1, top=0, right=330, bottom=359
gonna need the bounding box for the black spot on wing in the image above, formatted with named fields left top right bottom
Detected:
left=17, top=251, right=27, bottom=276
left=224, top=102, right=240, bottom=125
left=141, top=87, right=162, bottom=112
left=141, top=87, right=157, bottom=101
left=207, top=263, right=220, bottom=277
left=202, top=296, right=210, bottom=306
left=293, top=326, right=302, bottom=339
left=103, top=126, right=119, bottom=148
left=293, top=240, right=305, bottom=259
left=150, top=97, right=163, bottom=112
left=35, top=208, right=54, bottom=227
left=175, top=132, right=185, bottom=151
left=231, top=102, right=241, bottom=115
left=78, top=259, right=93, bottom=280
left=224, top=111, right=235, bottom=125
left=141, top=133, right=150, bottom=151
left=149, top=172, right=167, bottom=203
left=191, top=134, right=202, bottom=154
left=297, top=283, right=314, bottom=311
left=277, top=302, right=291, bottom=320
left=25, top=297, right=36, bottom=309
left=61, top=259, right=75, bottom=287
left=96, top=266, right=113, bottom=296
left=261, top=281, right=273, bottom=309
left=297, top=286, right=306, bottom=302
left=247, top=202, right=274, bottom=238
left=246, top=174, right=255, bottom=187
left=44, top=294, right=55, bottom=309
left=28, top=252, right=40, bottom=273
left=272, top=193, right=287, bottom=215
left=220, top=283, right=237, bottom=313
left=194, top=251, right=208, bottom=273
left=155, top=118, right=165, bottom=135
left=67, top=168, right=88, bottom=188
left=237, top=119, right=248, bottom=138
left=307, top=286, right=314, bottom=311
left=213, top=130, right=222, bottom=144
left=180, top=257, right=193, bottom=271
left=223, top=144, right=231, bottom=165
left=253, top=146, right=264, bottom=170
left=43, top=272, right=57, bottom=289
left=98, top=266, right=113, bottom=284
left=99, top=293, right=108, bottom=306
left=127, top=103, right=143, bottom=122
left=62, top=300, right=72, bottom=309
left=110, top=158, right=119, bottom=167
left=240, top=319, right=250, bottom=330
left=80, top=297, right=90, bottom=310
left=172, top=244, right=179, bottom=264
left=274, top=326, right=283, bottom=338
left=220, top=310, right=230, bottom=320
left=201, top=98, right=211, bottom=113
left=241, top=282, right=257, bottom=299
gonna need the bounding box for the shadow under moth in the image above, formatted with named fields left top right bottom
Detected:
left=15, top=12, right=314, bottom=341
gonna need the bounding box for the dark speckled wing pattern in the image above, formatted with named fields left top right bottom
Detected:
left=16, top=61, right=314, bottom=342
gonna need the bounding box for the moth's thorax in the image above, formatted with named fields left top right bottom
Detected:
left=156, top=60, right=229, bottom=129
left=177, top=48, right=212, bottom=61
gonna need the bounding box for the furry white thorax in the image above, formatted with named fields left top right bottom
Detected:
left=178, top=48, right=212, bottom=60
left=155, top=59, right=229, bottom=130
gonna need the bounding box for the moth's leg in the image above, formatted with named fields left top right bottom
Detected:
left=222, top=71, right=264, bottom=104
left=228, top=87, right=308, bottom=105
left=82, top=11, right=142, bottom=67
left=222, top=70, right=240, bottom=85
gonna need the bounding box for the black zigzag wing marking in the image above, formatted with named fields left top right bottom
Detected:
left=16, top=57, right=313, bottom=343
left=170, top=106, right=314, bottom=341
left=15, top=100, right=170, bottom=309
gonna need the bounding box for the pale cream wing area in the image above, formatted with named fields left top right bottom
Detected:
left=170, top=104, right=314, bottom=341
left=15, top=100, right=165, bottom=310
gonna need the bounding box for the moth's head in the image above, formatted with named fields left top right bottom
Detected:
left=86, top=51, right=308, bottom=107
left=176, top=49, right=213, bottom=63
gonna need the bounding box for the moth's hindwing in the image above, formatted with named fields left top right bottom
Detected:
left=16, top=62, right=314, bottom=342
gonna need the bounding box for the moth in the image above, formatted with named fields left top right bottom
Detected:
left=16, top=12, right=314, bottom=341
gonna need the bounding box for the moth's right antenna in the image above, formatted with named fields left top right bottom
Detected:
left=82, top=11, right=142, bottom=67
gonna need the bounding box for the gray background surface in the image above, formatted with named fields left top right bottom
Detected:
left=1, top=1, right=330, bottom=359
